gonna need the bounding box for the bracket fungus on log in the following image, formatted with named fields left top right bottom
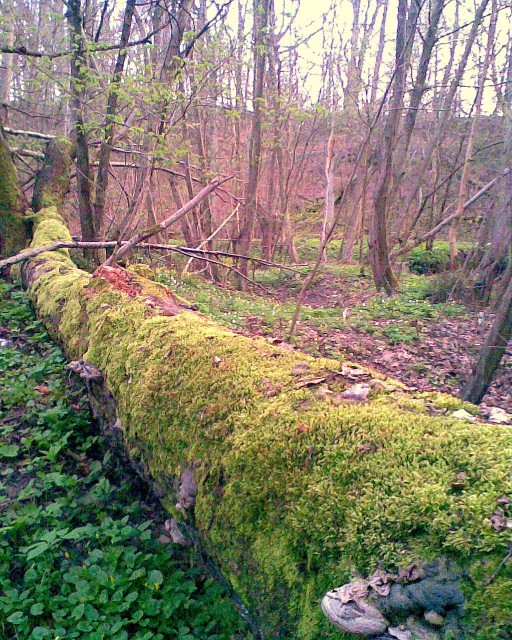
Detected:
left=5, top=200, right=512, bottom=639
left=322, top=560, right=466, bottom=639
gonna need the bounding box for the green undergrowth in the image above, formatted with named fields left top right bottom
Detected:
left=156, top=266, right=466, bottom=347
left=405, top=242, right=475, bottom=275
left=23, top=208, right=512, bottom=639
left=0, top=283, right=250, bottom=640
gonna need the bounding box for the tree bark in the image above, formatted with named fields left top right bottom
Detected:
left=0, top=124, right=28, bottom=258
left=32, top=138, right=76, bottom=213
left=474, top=46, right=512, bottom=302
left=233, top=0, right=270, bottom=281
left=368, top=0, right=416, bottom=293
left=66, top=0, right=95, bottom=259
left=449, top=0, right=497, bottom=269
left=395, top=0, right=490, bottom=246
left=462, top=269, right=512, bottom=404
left=92, top=0, right=137, bottom=240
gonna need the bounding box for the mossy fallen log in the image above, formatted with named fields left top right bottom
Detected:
left=20, top=206, right=512, bottom=639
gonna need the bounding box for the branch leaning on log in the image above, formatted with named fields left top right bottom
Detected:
left=0, top=240, right=301, bottom=274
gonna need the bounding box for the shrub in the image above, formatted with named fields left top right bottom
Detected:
left=405, top=242, right=475, bottom=275
left=406, top=244, right=451, bottom=275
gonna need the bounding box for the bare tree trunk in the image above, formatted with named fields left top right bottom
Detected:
left=474, top=122, right=512, bottom=302
left=234, top=0, right=270, bottom=281
left=394, top=0, right=444, bottom=183
left=462, top=269, right=512, bottom=404
left=92, top=0, right=137, bottom=240
left=449, top=0, right=497, bottom=269
left=320, top=131, right=336, bottom=261
left=396, top=0, right=490, bottom=246
left=342, top=147, right=368, bottom=263
left=368, top=0, right=417, bottom=294
left=0, top=18, right=14, bottom=104
left=370, top=1, right=388, bottom=105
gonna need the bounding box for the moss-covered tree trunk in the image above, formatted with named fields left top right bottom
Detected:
left=14, top=206, right=511, bottom=640
left=0, top=125, right=29, bottom=258
left=32, top=138, right=75, bottom=212
left=2, top=129, right=511, bottom=639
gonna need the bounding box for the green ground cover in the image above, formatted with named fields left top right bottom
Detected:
left=156, top=265, right=466, bottom=346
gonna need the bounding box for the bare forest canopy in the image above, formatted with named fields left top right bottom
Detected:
left=0, top=0, right=510, bottom=277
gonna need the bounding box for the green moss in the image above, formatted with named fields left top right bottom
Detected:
left=25, top=207, right=512, bottom=639
left=32, top=137, right=75, bottom=211
left=0, top=129, right=28, bottom=257
left=127, top=263, right=156, bottom=280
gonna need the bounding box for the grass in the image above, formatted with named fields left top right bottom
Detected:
left=0, top=283, right=250, bottom=640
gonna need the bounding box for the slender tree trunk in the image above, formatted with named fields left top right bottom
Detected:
left=396, top=0, right=490, bottom=246
left=393, top=0, right=444, bottom=187
left=234, top=0, right=270, bottom=281
left=342, top=147, right=368, bottom=263
left=449, top=0, right=497, bottom=269
left=320, top=131, right=336, bottom=261
left=92, top=0, right=137, bottom=240
left=66, top=0, right=95, bottom=260
left=370, top=1, right=388, bottom=105
left=368, top=0, right=416, bottom=293
left=474, top=121, right=512, bottom=302
left=462, top=269, right=512, bottom=404
left=0, top=18, right=14, bottom=104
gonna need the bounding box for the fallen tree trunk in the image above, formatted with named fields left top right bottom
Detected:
left=16, top=206, right=512, bottom=639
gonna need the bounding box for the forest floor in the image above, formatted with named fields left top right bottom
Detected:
left=157, top=259, right=511, bottom=415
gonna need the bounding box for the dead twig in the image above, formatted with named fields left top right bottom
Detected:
left=0, top=239, right=300, bottom=273
left=485, top=547, right=512, bottom=586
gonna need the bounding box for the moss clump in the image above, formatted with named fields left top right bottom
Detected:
left=26, top=208, right=512, bottom=639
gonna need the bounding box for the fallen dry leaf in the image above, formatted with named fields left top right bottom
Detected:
left=294, top=376, right=327, bottom=389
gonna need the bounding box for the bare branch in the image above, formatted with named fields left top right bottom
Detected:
left=391, top=171, right=510, bottom=258
left=102, top=179, right=229, bottom=266
left=3, top=127, right=55, bottom=140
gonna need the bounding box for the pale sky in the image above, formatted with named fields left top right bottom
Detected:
left=222, top=0, right=510, bottom=114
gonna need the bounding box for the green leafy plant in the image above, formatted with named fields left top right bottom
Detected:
left=0, top=283, right=249, bottom=640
